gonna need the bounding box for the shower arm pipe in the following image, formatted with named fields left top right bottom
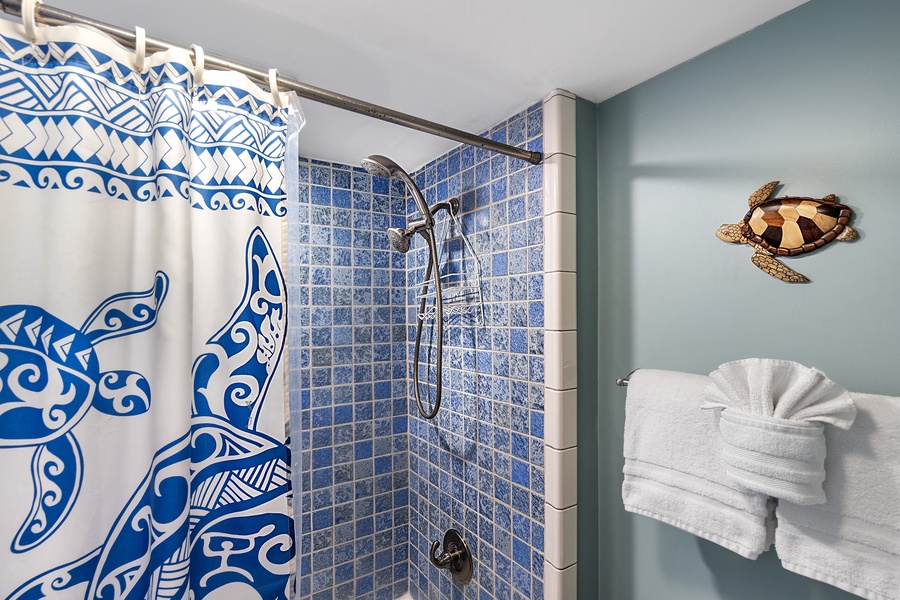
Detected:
left=0, top=0, right=543, bottom=166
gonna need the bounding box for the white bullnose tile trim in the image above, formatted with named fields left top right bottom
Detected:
left=545, top=504, right=578, bottom=569
left=545, top=562, right=578, bottom=600
left=545, top=271, right=577, bottom=331
left=545, top=388, right=577, bottom=450
left=543, top=89, right=576, bottom=158
left=544, top=330, right=577, bottom=391
left=544, top=153, right=577, bottom=215
left=542, top=88, right=578, bottom=600
left=545, top=446, right=577, bottom=509
left=544, top=212, right=577, bottom=273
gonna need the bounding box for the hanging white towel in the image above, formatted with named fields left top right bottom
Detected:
left=622, top=369, right=775, bottom=559
left=703, top=359, right=856, bottom=505
left=775, top=392, right=900, bottom=599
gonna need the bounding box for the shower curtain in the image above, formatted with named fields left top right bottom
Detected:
left=0, top=15, right=301, bottom=599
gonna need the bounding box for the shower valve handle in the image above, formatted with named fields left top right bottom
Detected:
left=430, top=540, right=465, bottom=568
left=429, top=529, right=473, bottom=584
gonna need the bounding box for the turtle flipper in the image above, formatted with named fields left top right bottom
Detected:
left=80, top=271, right=169, bottom=345
left=836, top=225, right=858, bottom=241
left=748, top=181, right=779, bottom=209
left=13, top=432, right=83, bottom=552
left=93, top=370, right=151, bottom=416
left=192, top=228, right=285, bottom=430
left=751, top=247, right=809, bottom=283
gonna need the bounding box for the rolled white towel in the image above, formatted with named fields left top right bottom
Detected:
left=703, top=359, right=856, bottom=505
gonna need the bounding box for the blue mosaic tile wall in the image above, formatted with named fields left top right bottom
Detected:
left=288, top=159, right=412, bottom=600
left=405, top=102, right=546, bottom=600
left=288, top=101, right=544, bottom=600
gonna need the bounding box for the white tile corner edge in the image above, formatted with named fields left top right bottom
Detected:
left=542, top=90, right=576, bottom=158
left=545, top=561, right=578, bottom=600
left=545, top=388, right=577, bottom=450
left=544, top=330, right=577, bottom=390
left=544, top=271, right=576, bottom=331
left=543, top=85, right=578, bottom=598
left=545, top=446, right=577, bottom=509
left=544, top=212, right=577, bottom=273
left=543, top=153, right=577, bottom=215
left=545, top=504, right=578, bottom=569
left=543, top=88, right=576, bottom=102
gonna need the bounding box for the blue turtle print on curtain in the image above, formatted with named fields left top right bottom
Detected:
left=7, top=227, right=292, bottom=599
left=0, top=273, right=168, bottom=553
left=192, top=229, right=286, bottom=431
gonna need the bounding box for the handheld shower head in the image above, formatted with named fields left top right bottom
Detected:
left=361, top=154, right=401, bottom=179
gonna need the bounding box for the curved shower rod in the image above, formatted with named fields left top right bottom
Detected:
left=0, top=0, right=543, bottom=166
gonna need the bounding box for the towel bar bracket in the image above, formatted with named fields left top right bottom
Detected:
left=616, top=369, right=638, bottom=387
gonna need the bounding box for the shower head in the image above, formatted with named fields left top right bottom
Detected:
left=387, top=227, right=412, bottom=253
left=361, top=155, right=401, bottom=179
left=362, top=154, right=433, bottom=227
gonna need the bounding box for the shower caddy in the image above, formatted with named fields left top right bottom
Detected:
left=416, top=197, right=484, bottom=325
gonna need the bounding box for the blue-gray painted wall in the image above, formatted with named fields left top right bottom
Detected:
left=579, top=0, right=900, bottom=597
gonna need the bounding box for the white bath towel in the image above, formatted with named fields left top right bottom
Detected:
left=703, top=359, right=856, bottom=505
left=622, top=369, right=775, bottom=559
left=775, top=392, right=900, bottom=599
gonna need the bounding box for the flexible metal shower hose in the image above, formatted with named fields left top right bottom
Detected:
left=412, top=230, right=443, bottom=419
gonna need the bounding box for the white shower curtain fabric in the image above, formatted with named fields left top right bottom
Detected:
left=0, top=17, right=301, bottom=599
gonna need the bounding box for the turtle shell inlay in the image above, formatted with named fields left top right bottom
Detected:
left=742, top=198, right=851, bottom=256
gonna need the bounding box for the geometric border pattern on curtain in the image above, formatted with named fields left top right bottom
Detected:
left=0, top=30, right=288, bottom=215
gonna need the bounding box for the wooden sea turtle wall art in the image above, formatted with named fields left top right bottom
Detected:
left=715, top=181, right=857, bottom=283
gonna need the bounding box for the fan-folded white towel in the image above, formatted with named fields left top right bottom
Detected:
left=622, top=369, right=775, bottom=559
left=703, top=359, right=856, bottom=505
left=776, top=392, right=900, bottom=600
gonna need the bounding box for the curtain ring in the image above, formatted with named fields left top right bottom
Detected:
left=22, top=0, right=42, bottom=42
left=134, top=26, right=146, bottom=72
left=268, top=68, right=284, bottom=108
left=190, top=44, right=204, bottom=90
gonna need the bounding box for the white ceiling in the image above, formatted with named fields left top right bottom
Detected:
left=26, top=0, right=807, bottom=170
